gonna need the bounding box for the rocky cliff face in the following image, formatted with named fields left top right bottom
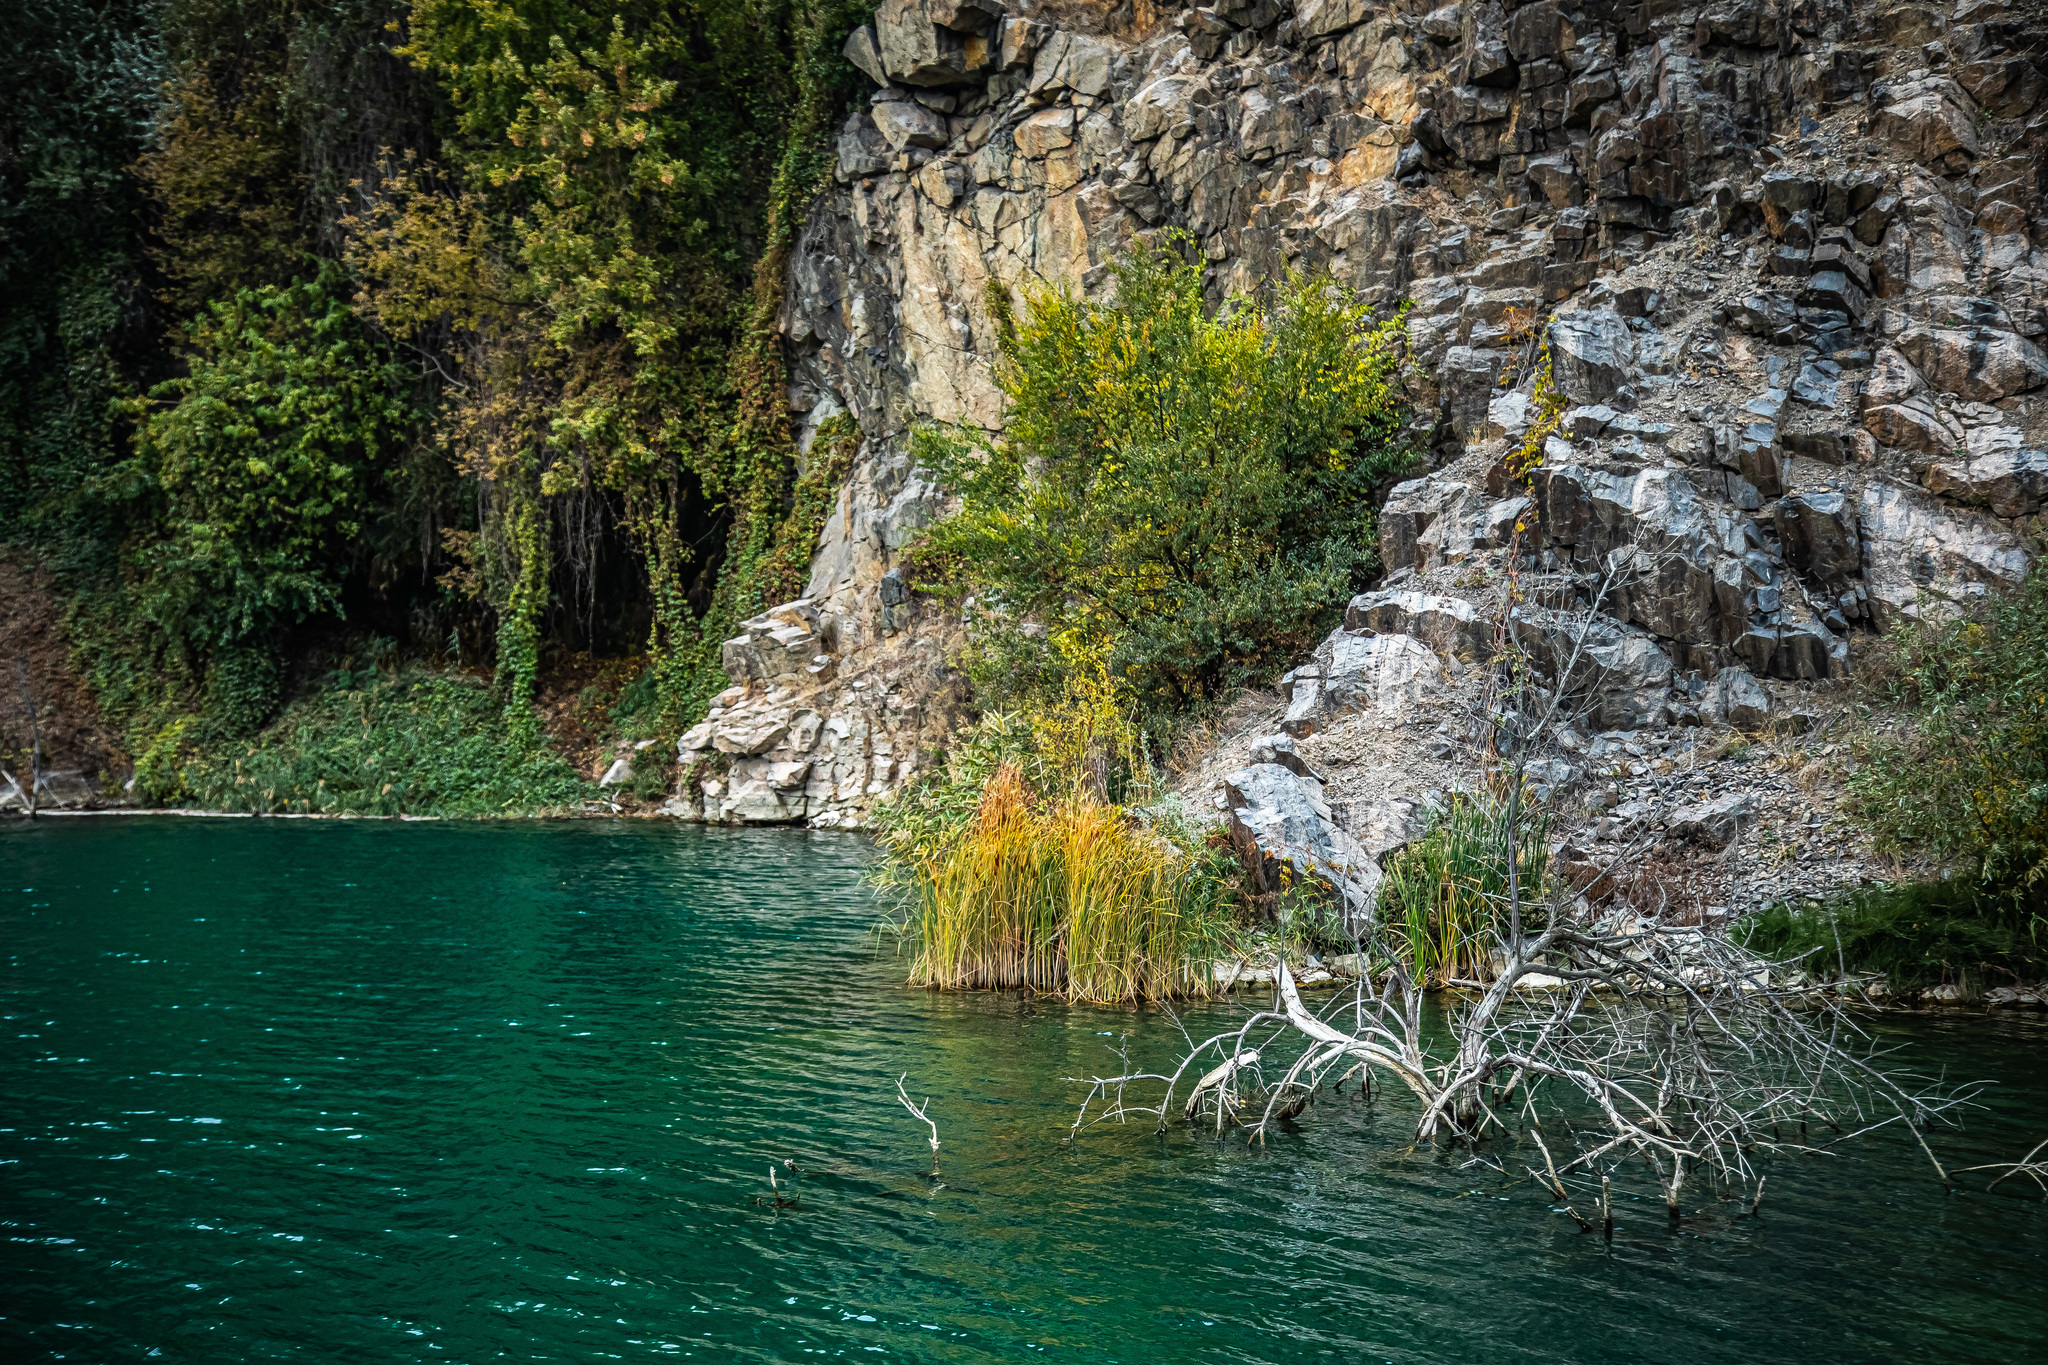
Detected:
left=671, top=0, right=2047, bottom=894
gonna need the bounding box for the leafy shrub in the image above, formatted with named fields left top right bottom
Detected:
left=1850, top=563, right=2048, bottom=904
left=913, top=235, right=1413, bottom=735
left=172, top=663, right=594, bottom=816
left=1736, top=882, right=2045, bottom=992
left=1377, top=794, right=1548, bottom=987
left=117, top=268, right=419, bottom=651
left=132, top=716, right=195, bottom=806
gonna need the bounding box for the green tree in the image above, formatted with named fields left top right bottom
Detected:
left=914, top=239, right=1415, bottom=729
left=375, top=0, right=874, bottom=725
left=120, top=269, right=419, bottom=650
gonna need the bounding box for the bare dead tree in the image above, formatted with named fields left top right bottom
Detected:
left=1067, top=539, right=1980, bottom=1225
left=1069, top=920, right=1974, bottom=1222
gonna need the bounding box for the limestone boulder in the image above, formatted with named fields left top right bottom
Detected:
left=1014, top=106, right=1076, bottom=158
left=1922, top=429, right=2048, bottom=519
left=843, top=25, right=889, bottom=86
left=1509, top=609, right=1674, bottom=730
left=712, top=715, right=792, bottom=757
left=1344, top=589, right=1490, bottom=659
left=1349, top=795, right=1436, bottom=859
left=1436, top=346, right=1510, bottom=443
left=1222, top=763, right=1381, bottom=927
left=1864, top=397, right=1963, bottom=456
left=1704, top=665, right=1771, bottom=729
left=1322, top=633, right=1442, bottom=719
left=1669, top=792, right=1756, bottom=849
left=875, top=0, right=997, bottom=86
left=1528, top=463, right=1745, bottom=647
left=1872, top=76, right=1980, bottom=164
left=871, top=99, right=950, bottom=152
left=1773, top=492, right=1861, bottom=589
left=1378, top=476, right=1467, bottom=575
left=1894, top=326, right=2048, bottom=403
left=719, top=759, right=816, bottom=824
left=1124, top=74, right=1196, bottom=142
left=836, top=111, right=891, bottom=179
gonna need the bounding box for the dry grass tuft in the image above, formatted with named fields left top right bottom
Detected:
left=898, top=762, right=1234, bottom=1003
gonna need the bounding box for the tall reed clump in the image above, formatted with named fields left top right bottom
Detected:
left=1377, top=794, right=1548, bottom=987
left=891, top=762, right=1235, bottom=1002
left=875, top=649, right=1242, bottom=1004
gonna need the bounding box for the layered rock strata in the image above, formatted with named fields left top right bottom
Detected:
left=671, top=0, right=2047, bottom=909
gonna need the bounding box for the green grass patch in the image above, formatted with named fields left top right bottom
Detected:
left=164, top=664, right=596, bottom=817
left=1736, top=881, right=2045, bottom=993
left=1377, top=793, right=1549, bottom=986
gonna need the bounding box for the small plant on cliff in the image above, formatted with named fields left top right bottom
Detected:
left=1849, top=562, right=2048, bottom=913
left=1377, top=792, right=1550, bottom=988
left=911, top=234, right=1414, bottom=736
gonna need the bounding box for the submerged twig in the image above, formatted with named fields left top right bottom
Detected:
left=896, top=1073, right=942, bottom=1175
left=1959, top=1136, right=2048, bottom=1199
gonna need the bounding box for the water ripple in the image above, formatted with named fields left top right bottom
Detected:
left=2, top=817, right=2043, bottom=1363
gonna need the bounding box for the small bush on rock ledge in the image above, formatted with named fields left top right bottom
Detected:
left=1850, top=562, right=2048, bottom=912
left=910, top=234, right=1415, bottom=739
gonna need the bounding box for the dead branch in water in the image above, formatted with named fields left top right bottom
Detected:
left=1959, top=1136, right=2048, bottom=1200
left=1065, top=911, right=1978, bottom=1224
left=896, top=1073, right=942, bottom=1175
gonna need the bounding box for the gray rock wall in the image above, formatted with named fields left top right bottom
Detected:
left=671, top=0, right=2048, bottom=831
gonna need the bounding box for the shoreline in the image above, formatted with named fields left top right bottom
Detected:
left=11, top=812, right=2037, bottom=1012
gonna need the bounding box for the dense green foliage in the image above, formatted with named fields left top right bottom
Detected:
left=913, top=237, right=1414, bottom=734
left=162, top=658, right=595, bottom=815
left=1737, top=881, right=2045, bottom=993
left=1, top=0, right=875, bottom=804
left=119, top=271, right=422, bottom=649
left=1849, top=564, right=2048, bottom=906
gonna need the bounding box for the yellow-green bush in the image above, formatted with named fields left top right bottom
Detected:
left=1851, top=563, right=2048, bottom=907
left=912, top=235, right=1414, bottom=736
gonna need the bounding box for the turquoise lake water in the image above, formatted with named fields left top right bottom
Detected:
left=3, top=817, right=2044, bottom=1362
